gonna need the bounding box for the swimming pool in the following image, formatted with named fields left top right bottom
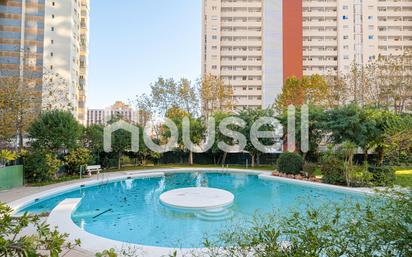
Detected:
left=17, top=171, right=366, bottom=248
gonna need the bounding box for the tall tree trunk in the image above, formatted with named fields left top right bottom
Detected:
left=189, top=151, right=193, bottom=166
left=118, top=152, right=121, bottom=170
left=256, top=153, right=260, bottom=166
left=221, top=152, right=228, bottom=165
left=363, top=150, right=369, bottom=164
left=251, top=154, right=255, bottom=167
left=18, top=129, right=24, bottom=152
left=376, top=146, right=384, bottom=166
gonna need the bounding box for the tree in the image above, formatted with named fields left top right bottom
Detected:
left=0, top=203, right=80, bottom=256
left=384, top=114, right=412, bottom=165
left=110, top=127, right=132, bottom=170
left=277, top=105, right=325, bottom=160
left=81, top=124, right=104, bottom=164
left=136, top=77, right=199, bottom=118
left=275, top=75, right=329, bottom=111
left=210, top=111, right=232, bottom=165
left=237, top=108, right=278, bottom=167
left=164, top=107, right=206, bottom=165
left=28, top=110, right=82, bottom=153
left=321, top=105, right=376, bottom=156
left=200, top=74, right=235, bottom=117
left=177, top=78, right=199, bottom=115
left=0, top=76, right=41, bottom=150
left=375, top=51, right=412, bottom=113
left=149, top=77, right=179, bottom=115
left=134, top=93, right=153, bottom=127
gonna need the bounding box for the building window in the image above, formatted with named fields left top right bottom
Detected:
left=368, top=35, right=374, bottom=40
left=342, top=15, right=348, bottom=20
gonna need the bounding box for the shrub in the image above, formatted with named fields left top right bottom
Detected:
left=64, top=147, right=91, bottom=174
left=24, top=151, right=63, bottom=182
left=320, top=158, right=346, bottom=185
left=201, top=190, right=412, bottom=257
left=348, top=164, right=373, bottom=187
left=368, top=166, right=396, bottom=186
left=0, top=203, right=80, bottom=255
left=303, top=162, right=319, bottom=178
left=277, top=152, right=304, bottom=175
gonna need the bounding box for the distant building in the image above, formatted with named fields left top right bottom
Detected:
left=87, top=101, right=137, bottom=126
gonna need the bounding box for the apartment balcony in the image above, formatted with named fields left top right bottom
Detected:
left=304, top=30, right=337, bottom=37
left=228, top=80, right=262, bottom=86
left=221, top=21, right=262, bottom=27
left=303, top=60, right=338, bottom=66
left=303, top=1, right=337, bottom=8
left=220, top=50, right=262, bottom=56
left=222, top=31, right=262, bottom=37
left=303, top=40, right=338, bottom=47
left=221, top=40, right=262, bottom=47
left=378, top=30, right=409, bottom=36
left=303, top=49, right=337, bottom=56
left=382, top=40, right=410, bottom=46
left=303, top=21, right=337, bottom=27
left=378, top=21, right=404, bottom=27
left=221, top=2, right=262, bottom=8
left=221, top=12, right=262, bottom=18
left=220, top=60, right=262, bottom=67
left=302, top=11, right=337, bottom=17
left=303, top=69, right=333, bottom=76
left=377, top=2, right=412, bottom=8
left=220, top=70, right=262, bottom=76
left=377, top=11, right=407, bottom=17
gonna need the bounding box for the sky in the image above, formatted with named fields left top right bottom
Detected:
left=87, top=0, right=202, bottom=109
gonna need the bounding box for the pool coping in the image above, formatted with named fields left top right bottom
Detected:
left=7, top=168, right=376, bottom=255
left=48, top=198, right=199, bottom=257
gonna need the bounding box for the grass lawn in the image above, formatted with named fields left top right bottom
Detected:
left=394, top=168, right=412, bottom=188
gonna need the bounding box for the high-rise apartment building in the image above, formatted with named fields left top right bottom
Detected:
left=303, top=0, right=412, bottom=76
left=78, top=0, right=89, bottom=125
left=202, top=0, right=412, bottom=109
left=0, top=0, right=90, bottom=124
left=202, top=0, right=302, bottom=110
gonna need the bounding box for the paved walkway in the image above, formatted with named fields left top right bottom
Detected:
left=0, top=176, right=99, bottom=203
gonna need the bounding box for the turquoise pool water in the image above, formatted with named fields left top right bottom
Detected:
left=18, top=172, right=365, bottom=248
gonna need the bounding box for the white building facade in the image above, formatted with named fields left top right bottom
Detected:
left=302, top=0, right=412, bottom=76
left=0, top=0, right=90, bottom=124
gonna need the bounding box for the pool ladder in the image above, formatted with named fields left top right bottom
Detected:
left=97, top=173, right=109, bottom=185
